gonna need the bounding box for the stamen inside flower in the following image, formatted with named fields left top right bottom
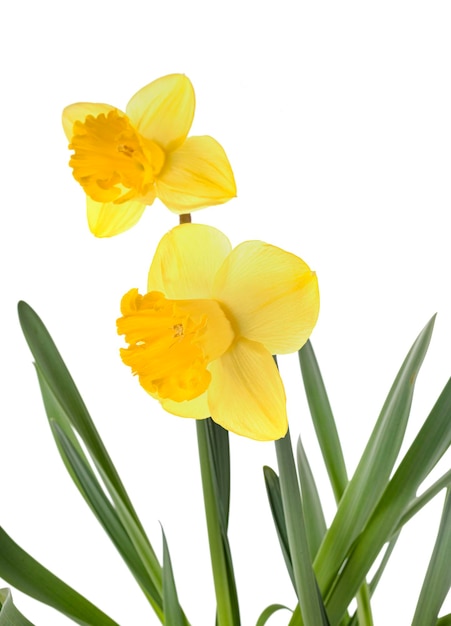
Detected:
left=117, top=289, right=235, bottom=402
left=69, top=110, right=165, bottom=204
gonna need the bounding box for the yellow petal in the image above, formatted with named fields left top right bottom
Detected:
left=160, top=392, right=210, bottom=419
left=86, top=196, right=147, bottom=238
left=207, top=338, right=288, bottom=441
left=147, top=224, right=232, bottom=298
left=213, top=241, right=320, bottom=354
left=126, top=74, right=195, bottom=152
left=155, top=136, right=237, bottom=212
left=62, top=102, right=117, bottom=141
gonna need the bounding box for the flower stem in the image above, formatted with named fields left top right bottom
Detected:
left=275, top=429, right=326, bottom=626
left=196, top=419, right=236, bottom=626
left=356, top=584, right=374, bottom=626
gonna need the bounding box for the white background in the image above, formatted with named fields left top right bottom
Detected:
left=1, top=1, right=450, bottom=625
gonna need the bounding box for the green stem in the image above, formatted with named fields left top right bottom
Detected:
left=196, top=420, right=235, bottom=626
left=275, top=430, right=325, bottom=626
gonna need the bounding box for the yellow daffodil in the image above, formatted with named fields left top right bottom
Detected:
left=117, top=224, right=319, bottom=441
left=62, top=74, right=236, bottom=237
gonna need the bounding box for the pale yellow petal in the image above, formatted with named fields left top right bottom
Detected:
left=126, top=74, right=195, bottom=152
left=160, top=392, right=210, bottom=419
left=147, top=224, right=232, bottom=298
left=86, top=196, right=147, bottom=238
left=155, top=136, right=237, bottom=213
left=62, top=102, right=118, bottom=140
left=213, top=241, right=320, bottom=354
left=207, top=338, right=288, bottom=441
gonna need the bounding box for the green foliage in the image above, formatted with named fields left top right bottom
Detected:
left=0, top=533, right=118, bottom=626
left=3, top=303, right=450, bottom=626
left=0, top=589, right=35, bottom=626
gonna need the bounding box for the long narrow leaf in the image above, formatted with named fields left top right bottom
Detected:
left=255, top=604, right=291, bottom=626
left=196, top=420, right=239, bottom=626
left=275, top=431, right=328, bottom=626
left=36, top=364, right=164, bottom=610
left=161, top=527, right=186, bottom=626
left=0, top=589, right=35, bottom=626
left=397, top=469, right=451, bottom=532
left=412, top=488, right=451, bottom=626
left=50, top=422, right=164, bottom=621
left=315, top=316, right=436, bottom=597
left=326, top=376, right=451, bottom=624
left=17, top=301, right=140, bottom=529
left=205, top=419, right=231, bottom=528
left=19, top=302, right=167, bottom=619
left=298, top=341, right=348, bottom=501
left=296, top=437, right=327, bottom=558
left=201, top=420, right=240, bottom=625
left=263, top=466, right=295, bottom=589
left=0, top=530, right=119, bottom=626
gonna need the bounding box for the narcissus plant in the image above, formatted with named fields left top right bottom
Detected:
left=62, top=74, right=236, bottom=237
left=117, top=223, right=319, bottom=440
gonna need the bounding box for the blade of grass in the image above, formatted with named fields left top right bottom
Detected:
left=412, top=488, right=451, bottom=626
left=326, top=376, right=451, bottom=623
left=0, top=530, right=119, bottom=626
left=0, top=589, right=35, bottom=626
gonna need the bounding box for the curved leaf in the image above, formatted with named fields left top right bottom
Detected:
left=0, top=589, right=35, bottom=626
left=0, top=530, right=119, bottom=626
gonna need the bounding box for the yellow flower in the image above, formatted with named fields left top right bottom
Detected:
left=117, top=224, right=319, bottom=441
left=62, top=74, right=236, bottom=237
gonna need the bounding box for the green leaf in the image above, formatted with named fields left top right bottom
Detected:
left=50, top=421, right=164, bottom=620
left=437, top=616, right=451, bottom=625
left=196, top=420, right=240, bottom=626
left=17, top=302, right=140, bottom=528
left=296, top=437, right=327, bottom=558
left=0, top=589, right=35, bottom=626
left=204, top=419, right=231, bottom=529
left=412, top=488, right=451, bottom=626
left=18, top=302, right=132, bottom=515
left=203, top=420, right=240, bottom=626
left=326, top=375, right=451, bottom=624
left=18, top=302, right=167, bottom=622
left=314, top=316, right=436, bottom=598
left=275, top=431, right=328, bottom=626
left=0, top=530, right=119, bottom=626
left=368, top=532, right=400, bottom=596
left=298, top=341, right=348, bottom=501
left=255, top=604, right=291, bottom=626
left=161, top=527, right=186, bottom=626
left=397, top=469, right=451, bottom=532
left=263, top=466, right=295, bottom=589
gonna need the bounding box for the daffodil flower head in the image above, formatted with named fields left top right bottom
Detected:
left=117, top=224, right=320, bottom=441
left=62, top=75, right=237, bottom=237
